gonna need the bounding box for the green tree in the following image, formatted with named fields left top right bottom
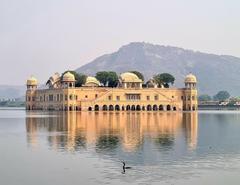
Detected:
left=95, top=71, right=118, bottom=87
left=62, top=71, right=87, bottom=87
left=76, top=73, right=87, bottom=87
left=198, top=94, right=212, bottom=101
left=107, top=71, right=118, bottom=87
left=213, top=91, right=230, bottom=101
left=153, top=73, right=175, bottom=88
left=95, top=71, right=109, bottom=86
left=129, top=71, right=144, bottom=81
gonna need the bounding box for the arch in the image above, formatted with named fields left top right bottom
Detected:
left=102, top=105, right=108, bottom=111
left=109, top=105, right=114, bottom=111
left=131, top=105, right=136, bottom=111
left=88, top=107, right=92, bottom=111
left=115, top=105, right=120, bottom=111
left=147, top=105, right=152, bottom=111
left=122, top=106, right=125, bottom=111
left=159, top=105, right=164, bottom=111
left=142, top=106, right=145, bottom=111
left=153, top=104, right=158, bottom=111
left=167, top=105, right=171, bottom=111
left=173, top=106, right=177, bottom=111
left=126, top=105, right=131, bottom=111
left=94, top=105, right=99, bottom=111
left=136, top=105, right=141, bottom=111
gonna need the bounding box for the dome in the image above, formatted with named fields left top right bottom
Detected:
left=84, top=76, right=100, bottom=86
left=62, top=72, right=75, bottom=82
left=27, top=76, right=38, bottom=86
left=185, top=73, right=197, bottom=83
left=120, top=72, right=142, bottom=83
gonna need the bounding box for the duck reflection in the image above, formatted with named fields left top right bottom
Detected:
left=26, top=111, right=198, bottom=153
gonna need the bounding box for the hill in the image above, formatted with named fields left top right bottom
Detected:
left=76, top=42, right=240, bottom=96
left=0, top=85, right=25, bottom=99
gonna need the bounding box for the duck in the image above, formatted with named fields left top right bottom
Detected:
left=122, top=161, right=132, bottom=173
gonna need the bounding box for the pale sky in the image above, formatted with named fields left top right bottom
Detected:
left=0, top=0, right=240, bottom=85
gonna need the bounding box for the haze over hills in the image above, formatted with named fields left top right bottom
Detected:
left=76, top=42, right=240, bottom=96
left=1, top=42, right=240, bottom=99
left=0, top=85, right=25, bottom=100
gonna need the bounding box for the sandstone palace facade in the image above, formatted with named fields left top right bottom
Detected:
left=25, top=72, right=198, bottom=111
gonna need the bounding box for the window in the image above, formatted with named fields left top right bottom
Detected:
left=49, top=95, right=54, bottom=101
left=95, top=94, right=98, bottom=98
left=126, top=94, right=140, bottom=100
left=172, top=96, right=174, bottom=98
left=108, top=96, right=112, bottom=100
left=181, top=96, right=183, bottom=100
left=69, top=95, right=73, bottom=100
left=65, top=95, right=68, bottom=101
left=154, top=95, right=158, bottom=100
left=192, top=96, right=195, bottom=100
left=147, top=96, right=150, bottom=101
left=188, top=96, right=191, bottom=100
left=85, top=95, right=88, bottom=98
left=75, top=95, right=78, bottom=100
left=116, top=96, right=120, bottom=101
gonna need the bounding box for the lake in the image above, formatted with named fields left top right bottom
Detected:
left=1, top=108, right=240, bottom=185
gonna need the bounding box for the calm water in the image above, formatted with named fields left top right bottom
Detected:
left=1, top=109, right=240, bottom=185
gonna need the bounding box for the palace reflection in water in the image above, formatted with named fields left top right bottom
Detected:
left=26, top=112, right=198, bottom=155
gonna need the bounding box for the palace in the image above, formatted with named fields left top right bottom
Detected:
left=25, top=72, right=198, bottom=111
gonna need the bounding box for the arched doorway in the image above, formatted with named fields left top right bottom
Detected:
left=88, top=107, right=92, bottom=111
left=159, top=105, right=164, bottom=111
left=131, top=105, right=136, bottom=111
left=153, top=104, right=158, bottom=111
left=173, top=106, right=177, bottom=111
left=126, top=105, right=131, bottom=111
left=136, top=105, right=141, bottom=111
left=167, top=105, right=171, bottom=111
left=103, top=105, right=108, bottom=111
left=147, top=105, right=152, bottom=111
left=115, top=105, right=120, bottom=111
left=109, top=105, right=114, bottom=111
left=94, top=105, right=99, bottom=111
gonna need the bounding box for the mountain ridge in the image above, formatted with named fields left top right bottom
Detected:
left=76, top=42, right=240, bottom=96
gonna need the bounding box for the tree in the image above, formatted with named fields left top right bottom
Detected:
left=198, top=94, right=212, bottom=101
left=213, top=91, right=230, bottom=101
left=95, top=71, right=118, bottom=87
left=76, top=74, right=87, bottom=87
left=62, top=71, right=87, bottom=87
left=95, top=71, right=109, bottom=86
left=107, top=71, right=118, bottom=87
left=153, top=73, right=175, bottom=88
left=129, top=71, right=144, bottom=81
